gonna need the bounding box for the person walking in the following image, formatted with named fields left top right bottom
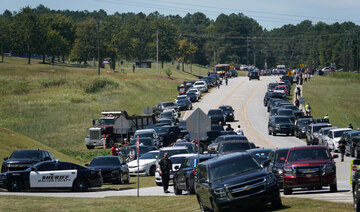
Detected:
left=217, top=79, right=221, bottom=89
left=110, top=144, right=118, bottom=156
left=338, top=136, right=346, bottom=162
left=235, top=125, right=244, bottom=135
left=225, top=124, right=233, bottom=131
left=225, top=76, right=228, bottom=86
left=158, top=152, right=172, bottom=193
left=133, top=64, right=135, bottom=73
left=295, top=98, right=300, bottom=108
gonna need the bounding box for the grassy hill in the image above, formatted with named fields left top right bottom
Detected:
left=302, top=72, right=360, bottom=129
left=0, top=128, right=80, bottom=165
left=0, top=56, right=210, bottom=162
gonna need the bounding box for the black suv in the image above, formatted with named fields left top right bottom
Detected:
left=173, top=154, right=218, bottom=195
left=195, top=153, right=282, bottom=211
left=218, top=141, right=252, bottom=155
left=294, top=117, right=314, bottom=138
left=249, top=71, right=260, bottom=80
left=207, top=109, right=226, bottom=125
left=268, top=115, right=295, bottom=136
left=265, top=148, right=290, bottom=188
left=218, top=105, right=235, bottom=122
left=157, top=125, right=182, bottom=147
left=1, top=149, right=54, bottom=173
left=86, top=156, right=130, bottom=184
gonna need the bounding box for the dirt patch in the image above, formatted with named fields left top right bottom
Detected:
left=155, top=75, right=182, bottom=82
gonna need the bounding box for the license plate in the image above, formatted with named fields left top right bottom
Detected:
left=305, top=174, right=313, bottom=178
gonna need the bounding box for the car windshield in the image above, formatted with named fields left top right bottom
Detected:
left=135, top=133, right=154, bottom=139
left=274, top=149, right=289, bottom=162
left=10, top=150, right=41, bottom=160
left=139, top=152, right=158, bottom=159
left=287, top=149, right=330, bottom=162
left=220, top=142, right=250, bottom=153
left=224, top=136, right=247, bottom=141
left=177, top=100, right=188, bottom=104
left=98, top=118, right=114, bottom=125
left=250, top=151, right=270, bottom=163
left=219, top=106, right=233, bottom=112
left=268, top=84, right=278, bottom=89
left=90, top=157, right=120, bottom=166
left=162, top=102, right=175, bottom=107
left=210, top=157, right=261, bottom=181
left=275, top=87, right=285, bottom=90
left=284, top=106, right=298, bottom=110
left=170, top=157, right=186, bottom=164
left=313, top=125, right=329, bottom=132
left=130, top=138, right=152, bottom=145
left=161, top=112, right=172, bottom=118
left=278, top=110, right=293, bottom=115
left=159, top=149, right=188, bottom=158
left=298, top=119, right=312, bottom=126
left=334, top=130, right=350, bottom=138
left=157, top=127, right=170, bottom=134
left=275, top=117, right=291, bottom=123
left=208, top=110, right=223, bottom=116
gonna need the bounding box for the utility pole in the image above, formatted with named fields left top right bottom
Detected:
left=97, top=20, right=100, bottom=75
left=213, top=49, right=216, bottom=65
left=253, top=52, right=256, bottom=67
left=246, top=37, right=250, bottom=66
left=156, top=29, right=159, bottom=75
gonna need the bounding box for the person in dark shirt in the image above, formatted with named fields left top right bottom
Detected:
left=225, top=124, right=233, bottom=131
left=158, top=152, right=172, bottom=193
left=338, top=136, right=346, bottom=162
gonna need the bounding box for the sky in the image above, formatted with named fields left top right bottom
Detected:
left=2, top=0, right=360, bottom=30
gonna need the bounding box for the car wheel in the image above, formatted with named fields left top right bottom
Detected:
left=156, top=181, right=162, bottom=186
left=8, top=178, right=23, bottom=192
left=271, top=197, right=282, bottom=209
left=273, top=131, right=277, bottom=136
left=330, top=182, right=337, bottom=192
left=106, top=137, right=115, bottom=148
left=86, top=145, right=95, bottom=149
left=268, top=130, right=271, bottom=135
left=354, top=185, right=360, bottom=212
left=174, top=181, right=182, bottom=195
left=186, top=180, right=195, bottom=195
left=149, top=166, right=156, bottom=176
left=249, top=78, right=251, bottom=81
left=283, top=187, right=292, bottom=195
left=72, top=178, right=89, bottom=192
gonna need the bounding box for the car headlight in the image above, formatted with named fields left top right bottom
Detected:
left=322, top=164, right=335, bottom=174
left=275, top=124, right=280, bottom=130
left=276, top=168, right=283, bottom=175
left=266, top=174, right=277, bottom=187
left=229, top=113, right=233, bottom=116
left=214, top=188, right=228, bottom=200
left=284, top=166, right=296, bottom=176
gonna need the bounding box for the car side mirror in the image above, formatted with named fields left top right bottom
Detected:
left=85, top=163, right=89, bottom=167
left=31, top=166, right=37, bottom=171
left=332, top=154, right=339, bottom=159
left=3, top=157, right=8, bottom=160
left=279, top=157, right=285, bottom=162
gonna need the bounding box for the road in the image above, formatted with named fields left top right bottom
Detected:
left=184, top=75, right=352, bottom=203
left=0, top=76, right=353, bottom=203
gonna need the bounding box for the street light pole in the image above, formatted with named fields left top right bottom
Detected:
left=156, top=29, right=159, bottom=75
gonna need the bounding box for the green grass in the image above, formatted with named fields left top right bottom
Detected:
left=302, top=72, right=360, bottom=129
left=0, top=195, right=352, bottom=212
left=0, top=128, right=80, bottom=165
left=0, top=57, right=212, bottom=161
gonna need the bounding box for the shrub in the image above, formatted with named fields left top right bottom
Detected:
left=41, top=77, right=67, bottom=88
left=83, top=77, right=119, bottom=93
left=164, top=67, right=172, bottom=78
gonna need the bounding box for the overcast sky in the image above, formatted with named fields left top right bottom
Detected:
left=3, top=0, right=360, bottom=30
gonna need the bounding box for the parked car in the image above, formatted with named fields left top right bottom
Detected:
left=218, top=140, right=252, bottom=155
left=230, top=69, right=238, bottom=77
left=130, top=137, right=158, bottom=147
left=276, top=108, right=296, bottom=123
left=1, top=149, right=54, bottom=173
left=352, top=158, right=360, bottom=211
left=268, top=115, right=295, bottom=136
left=306, top=123, right=332, bottom=145
left=133, top=129, right=160, bottom=146
left=326, top=128, right=352, bottom=151
left=318, top=127, right=338, bottom=146
left=207, top=135, right=248, bottom=154
left=176, top=99, right=193, bottom=111
left=155, top=146, right=191, bottom=186
left=86, top=156, right=129, bottom=184
left=294, top=117, right=314, bottom=139
left=195, top=153, right=282, bottom=211
left=267, top=83, right=279, bottom=92
left=274, top=85, right=289, bottom=96
left=247, top=148, right=272, bottom=165
left=282, top=146, right=338, bottom=195
left=186, top=92, right=198, bottom=102
left=265, top=148, right=290, bottom=188
left=154, top=118, right=173, bottom=127
left=0, top=160, right=102, bottom=192
left=207, top=109, right=226, bottom=125
left=152, top=101, right=179, bottom=116
left=160, top=110, right=178, bottom=123
left=127, top=150, right=158, bottom=176
left=157, top=125, right=182, bottom=147
left=218, top=105, right=235, bottom=122
left=174, top=142, right=197, bottom=153
left=343, top=131, right=360, bottom=156
left=173, top=154, right=218, bottom=195
left=177, top=120, right=187, bottom=131
left=263, top=92, right=286, bottom=106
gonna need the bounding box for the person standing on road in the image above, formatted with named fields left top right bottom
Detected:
left=225, top=76, right=228, bottom=86
left=133, top=64, right=135, bottom=73
left=158, top=152, right=172, bottom=193
left=225, top=124, right=234, bottom=131
left=338, top=136, right=346, bottom=162
left=217, top=79, right=221, bottom=89
left=235, top=125, right=244, bottom=135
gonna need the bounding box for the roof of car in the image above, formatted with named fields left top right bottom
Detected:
left=329, top=128, right=352, bottom=132
left=289, top=145, right=327, bottom=151
left=159, top=146, right=188, bottom=151
left=174, top=142, right=194, bottom=146
left=309, top=123, right=332, bottom=127
left=271, top=115, right=292, bottom=119
left=160, top=101, right=174, bottom=104
left=199, top=152, right=251, bottom=166
left=135, top=129, right=156, bottom=133
left=170, top=153, right=197, bottom=158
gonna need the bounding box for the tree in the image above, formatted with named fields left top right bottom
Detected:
left=0, top=11, right=12, bottom=63
left=176, top=38, right=198, bottom=71
left=9, top=7, right=45, bottom=64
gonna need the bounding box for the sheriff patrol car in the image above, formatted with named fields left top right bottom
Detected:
left=0, top=160, right=102, bottom=192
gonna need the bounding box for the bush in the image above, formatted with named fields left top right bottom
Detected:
left=83, top=77, right=119, bottom=93
left=0, top=77, right=33, bottom=95
left=41, top=77, right=67, bottom=88
left=164, top=67, right=172, bottom=78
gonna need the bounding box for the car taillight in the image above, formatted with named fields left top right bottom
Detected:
left=193, top=169, right=197, bottom=176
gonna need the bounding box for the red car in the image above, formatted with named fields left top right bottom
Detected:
left=281, top=145, right=338, bottom=195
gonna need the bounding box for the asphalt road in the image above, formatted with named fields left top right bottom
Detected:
left=0, top=75, right=353, bottom=203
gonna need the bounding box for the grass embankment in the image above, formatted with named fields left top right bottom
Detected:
left=0, top=57, right=211, bottom=163
left=302, top=72, right=360, bottom=129
left=0, top=128, right=79, bottom=165
left=0, top=195, right=352, bottom=212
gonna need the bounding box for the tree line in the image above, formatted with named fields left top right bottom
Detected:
left=0, top=5, right=359, bottom=71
